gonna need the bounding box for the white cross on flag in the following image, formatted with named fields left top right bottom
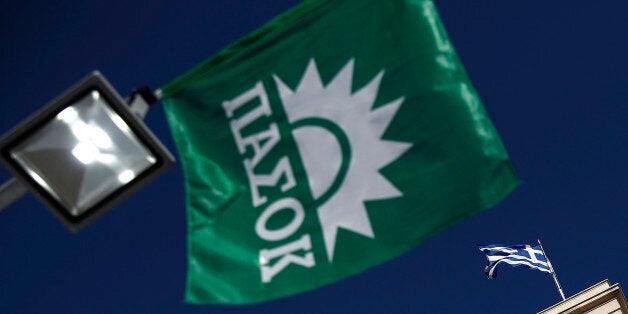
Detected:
left=478, top=244, right=552, bottom=278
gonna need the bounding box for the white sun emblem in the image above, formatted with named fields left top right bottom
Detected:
left=273, top=59, right=412, bottom=261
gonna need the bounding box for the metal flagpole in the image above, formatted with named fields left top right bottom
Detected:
left=538, top=239, right=566, bottom=300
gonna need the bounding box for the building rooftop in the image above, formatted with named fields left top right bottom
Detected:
left=538, top=279, right=627, bottom=314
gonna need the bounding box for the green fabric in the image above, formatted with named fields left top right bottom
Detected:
left=162, top=0, right=519, bottom=304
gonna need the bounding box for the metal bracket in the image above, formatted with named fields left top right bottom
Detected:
left=0, top=178, right=28, bottom=212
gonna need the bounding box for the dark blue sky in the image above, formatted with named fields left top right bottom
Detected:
left=1, top=1, right=626, bottom=313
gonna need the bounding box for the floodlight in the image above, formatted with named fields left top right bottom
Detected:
left=0, top=72, right=174, bottom=231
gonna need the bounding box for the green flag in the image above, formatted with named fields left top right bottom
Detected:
left=162, top=0, right=518, bottom=304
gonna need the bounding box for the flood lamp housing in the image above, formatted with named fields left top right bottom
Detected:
left=0, top=71, right=174, bottom=231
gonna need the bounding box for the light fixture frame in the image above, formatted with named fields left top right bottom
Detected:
left=0, top=71, right=174, bottom=232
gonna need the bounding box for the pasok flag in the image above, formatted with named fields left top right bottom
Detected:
left=162, top=0, right=519, bottom=304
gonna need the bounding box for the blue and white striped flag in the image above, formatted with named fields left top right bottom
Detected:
left=478, top=244, right=552, bottom=279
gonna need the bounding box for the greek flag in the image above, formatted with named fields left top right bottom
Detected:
left=478, top=244, right=552, bottom=279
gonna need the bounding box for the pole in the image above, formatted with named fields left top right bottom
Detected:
left=538, top=239, right=566, bottom=300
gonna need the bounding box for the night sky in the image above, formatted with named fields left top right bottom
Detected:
left=1, top=1, right=626, bottom=313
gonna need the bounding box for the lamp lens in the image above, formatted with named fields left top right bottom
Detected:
left=9, top=90, right=156, bottom=216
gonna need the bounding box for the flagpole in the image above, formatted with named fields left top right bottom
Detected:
left=537, top=239, right=566, bottom=300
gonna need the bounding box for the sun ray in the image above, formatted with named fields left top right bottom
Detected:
left=318, top=199, right=375, bottom=260
left=352, top=70, right=384, bottom=110
left=326, top=58, right=354, bottom=96
left=373, top=140, right=413, bottom=167
left=273, top=75, right=294, bottom=100
left=296, top=59, right=325, bottom=95
left=363, top=173, right=404, bottom=200
left=368, top=97, right=405, bottom=137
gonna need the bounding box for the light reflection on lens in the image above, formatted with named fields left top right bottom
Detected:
left=72, top=142, right=100, bottom=164
left=57, top=107, right=78, bottom=123
left=117, top=170, right=135, bottom=184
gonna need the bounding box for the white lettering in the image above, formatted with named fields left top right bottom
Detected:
left=222, top=81, right=270, bottom=118
left=255, top=197, right=304, bottom=241
left=260, top=234, right=315, bottom=283
left=246, top=156, right=296, bottom=207
left=239, top=123, right=280, bottom=169
left=222, top=82, right=275, bottom=159
left=223, top=81, right=317, bottom=284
